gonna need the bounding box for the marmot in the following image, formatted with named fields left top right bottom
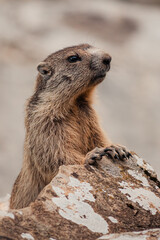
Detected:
left=10, top=44, right=131, bottom=209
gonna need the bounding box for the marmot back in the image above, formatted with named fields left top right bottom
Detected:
left=10, top=44, right=131, bottom=209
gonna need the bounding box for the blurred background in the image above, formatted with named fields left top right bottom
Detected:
left=0, top=0, right=160, bottom=197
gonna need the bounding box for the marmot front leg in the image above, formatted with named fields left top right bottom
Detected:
left=85, top=145, right=132, bottom=165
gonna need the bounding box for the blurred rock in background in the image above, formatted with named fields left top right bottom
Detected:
left=121, top=0, right=160, bottom=5
left=0, top=0, right=160, bottom=197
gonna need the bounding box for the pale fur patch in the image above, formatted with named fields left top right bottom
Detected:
left=87, top=47, right=105, bottom=56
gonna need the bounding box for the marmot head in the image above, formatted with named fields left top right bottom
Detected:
left=34, top=44, right=111, bottom=104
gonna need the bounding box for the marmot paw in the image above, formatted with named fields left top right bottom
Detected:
left=85, top=145, right=132, bottom=165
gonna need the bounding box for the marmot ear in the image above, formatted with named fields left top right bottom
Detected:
left=37, top=62, right=53, bottom=79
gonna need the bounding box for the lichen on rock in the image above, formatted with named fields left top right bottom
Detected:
left=0, top=154, right=160, bottom=240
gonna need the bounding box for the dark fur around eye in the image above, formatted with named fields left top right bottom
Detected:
left=67, top=55, right=82, bottom=63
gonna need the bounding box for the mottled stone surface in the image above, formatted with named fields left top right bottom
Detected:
left=1, top=0, right=160, bottom=198
left=99, top=229, right=160, bottom=240
left=0, top=154, right=160, bottom=239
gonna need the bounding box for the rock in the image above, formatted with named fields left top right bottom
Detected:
left=1, top=0, right=160, bottom=198
left=99, top=229, right=160, bottom=239
left=120, top=0, right=160, bottom=4
left=0, top=154, right=160, bottom=240
left=64, top=12, right=138, bottom=44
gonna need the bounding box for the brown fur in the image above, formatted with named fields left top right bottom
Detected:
left=10, top=44, right=112, bottom=209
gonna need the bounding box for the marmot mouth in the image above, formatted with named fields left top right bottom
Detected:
left=90, top=72, right=106, bottom=85
left=95, top=73, right=106, bottom=79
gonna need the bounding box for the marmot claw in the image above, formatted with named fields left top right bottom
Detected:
left=85, top=145, right=132, bottom=165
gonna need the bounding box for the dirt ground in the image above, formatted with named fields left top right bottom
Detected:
left=0, top=0, right=160, bottom=197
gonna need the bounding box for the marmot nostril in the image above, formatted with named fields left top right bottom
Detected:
left=102, top=56, right=112, bottom=66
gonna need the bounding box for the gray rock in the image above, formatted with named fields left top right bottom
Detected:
left=0, top=154, right=160, bottom=239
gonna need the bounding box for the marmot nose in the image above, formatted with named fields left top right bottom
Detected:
left=102, top=55, right=112, bottom=66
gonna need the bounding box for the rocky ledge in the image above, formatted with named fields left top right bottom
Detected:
left=0, top=154, right=160, bottom=240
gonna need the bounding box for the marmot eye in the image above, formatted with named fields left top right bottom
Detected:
left=67, top=55, right=81, bottom=63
